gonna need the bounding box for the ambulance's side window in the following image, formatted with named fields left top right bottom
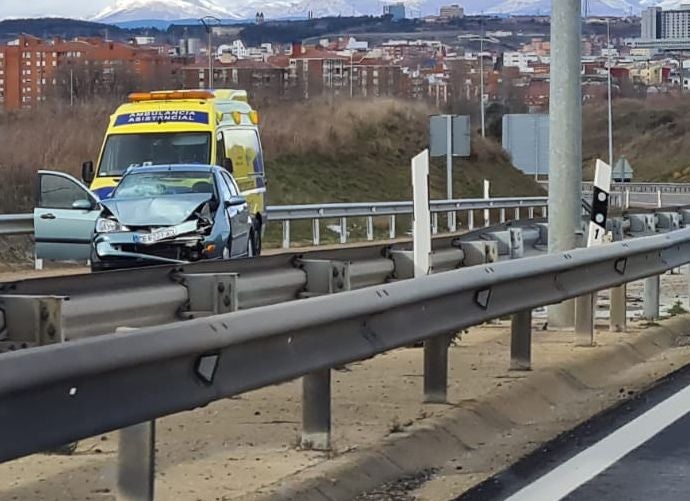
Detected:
left=216, top=133, right=227, bottom=168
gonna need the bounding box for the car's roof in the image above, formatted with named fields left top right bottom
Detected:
left=124, top=164, right=218, bottom=175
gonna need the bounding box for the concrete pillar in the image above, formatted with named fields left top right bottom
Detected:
left=117, top=421, right=155, bottom=501
left=547, top=0, right=583, bottom=328
left=510, top=310, right=532, bottom=371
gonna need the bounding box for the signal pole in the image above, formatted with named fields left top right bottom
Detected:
left=548, top=0, right=583, bottom=328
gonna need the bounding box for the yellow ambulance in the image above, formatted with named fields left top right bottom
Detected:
left=81, top=89, right=267, bottom=252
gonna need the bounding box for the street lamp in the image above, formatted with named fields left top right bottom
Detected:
left=199, top=16, right=221, bottom=90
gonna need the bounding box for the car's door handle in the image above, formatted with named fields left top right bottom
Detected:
left=40, top=213, right=56, bottom=220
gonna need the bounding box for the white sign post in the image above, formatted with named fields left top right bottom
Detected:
left=576, top=159, right=612, bottom=346
left=412, top=150, right=431, bottom=278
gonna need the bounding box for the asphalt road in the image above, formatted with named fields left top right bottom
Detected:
left=456, top=361, right=690, bottom=501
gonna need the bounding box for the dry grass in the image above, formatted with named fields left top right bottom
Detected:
left=260, top=98, right=430, bottom=157
left=0, top=101, right=111, bottom=212
left=0, top=97, right=542, bottom=214
left=583, top=95, right=690, bottom=181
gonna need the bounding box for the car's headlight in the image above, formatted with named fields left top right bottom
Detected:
left=96, top=218, right=129, bottom=233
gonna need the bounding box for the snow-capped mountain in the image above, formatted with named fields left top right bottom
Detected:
left=93, top=0, right=242, bottom=23
left=486, top=0, right=638, bottom=15
left=89, top=0, right=690, bottom=23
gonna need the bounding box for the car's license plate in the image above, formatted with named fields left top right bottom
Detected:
left=136, top=227, right=177, bottom=245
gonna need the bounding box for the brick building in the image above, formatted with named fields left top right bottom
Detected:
left=0, top=35, right=171, bottom=110
left=180, top=59, right=285, bottom=99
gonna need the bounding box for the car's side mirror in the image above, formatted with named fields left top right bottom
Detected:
left=72, top=199, right=94, bottom=210
left=82, top=161, right=95, bottom=184
left=225, top=196, right=246, bottom=207
left=224, top=158, right=234, bottom=173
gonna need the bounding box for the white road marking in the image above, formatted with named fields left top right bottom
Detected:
left=504, top=382, right=690, bottom=501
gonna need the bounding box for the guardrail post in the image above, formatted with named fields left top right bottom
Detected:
left=302, top=370, right=331, bottom=450
left=339, top=217, right=347, bottom=244
left=685, top=264, right=690, bottom=308
left=366, top=216, right=374, bottom=241
left=297, top=259, right=352, bottom=450
left=624, top=189, right=630, bottom=209
left=542, top=206, right=548, bottom=218
left=657, top=190, right=662, bottom=208
left=432, top=213, right=438, bottom=235
left=510, top=309, right=532, bottom=371
left=514, top=207, right=520, bottom=221
left=424, top=334, right=452, bottom=403
left=500, top=208, right=506, bottom=223
left=467, top=210, right=474, bottom=231
left=312, top=219, right=320, bottom=246
left=643, top=275, right=660, bottom=321
left=610, top=284, right=627, bottom=332
left=389, top=215, right=396, bottom=239
left=575, top=294, right=595, bottom=347
left=117, top=421, right=155, bottom=501
left=528, top=207, right=535, bottom=219
left=448, top=212, right=457, bottom=233
left=282, top=220, right=290, bottom=249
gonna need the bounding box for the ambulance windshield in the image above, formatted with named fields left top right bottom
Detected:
left=98, top=132, right=212, bottom=176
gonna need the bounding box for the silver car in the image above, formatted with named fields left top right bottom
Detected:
left=34, top=165, right=255, bottom=270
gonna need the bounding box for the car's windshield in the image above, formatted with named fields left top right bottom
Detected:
left=113, top=171, right=216, bottom=199
left=98, top=132, right=212, bottom=177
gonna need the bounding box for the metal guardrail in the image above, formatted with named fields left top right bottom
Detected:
left=0, top=219, right=542, bottom=345
left=538, top=181, right=690, bottom=195
left=0, top=212, right=689, bottom=465
left=0, top=214, right=33, bottom=236
left=0, top=196, right=550, bottom=250
left=1, top=206, right=689, bottom=499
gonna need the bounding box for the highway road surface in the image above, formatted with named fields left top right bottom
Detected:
left=456, top=362, right=690, bottom=501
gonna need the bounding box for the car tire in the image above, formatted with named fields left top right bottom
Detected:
left=247, top=232, right=256, bottom=258
left=254, top=220, right=262, bottom=256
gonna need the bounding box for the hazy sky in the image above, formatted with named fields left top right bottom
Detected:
left=1, top=0, right=113, bottom=19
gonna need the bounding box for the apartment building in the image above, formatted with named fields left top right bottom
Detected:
left=0, top=35, right=170, bottom=110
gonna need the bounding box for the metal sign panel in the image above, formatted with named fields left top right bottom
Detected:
left=429, top=115, right=471, bottom=158
left=502, top=114, right=549, bottom=177
left=613, top=157, right=634, bottom=182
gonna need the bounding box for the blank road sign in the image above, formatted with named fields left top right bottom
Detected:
left=429, top=115, right=471, bottom=158
left=502, top=114, right=549, bottom=176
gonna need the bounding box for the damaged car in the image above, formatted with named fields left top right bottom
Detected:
left=33, top=165, right=254, bottom=271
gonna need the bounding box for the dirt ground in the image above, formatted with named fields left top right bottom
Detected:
left=0, top=265, right=689, bottom=501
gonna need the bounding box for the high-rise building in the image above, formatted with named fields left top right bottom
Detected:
left=383, top=3, right=406, bottom=21
left=439, top=5, right=464, bottom=20
left=641, top=7, right=661, bottom=39
left=641, top=5, right=690, bottom=40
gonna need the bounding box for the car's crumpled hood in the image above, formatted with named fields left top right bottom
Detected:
left=101, top=194, right=214, bottom=227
